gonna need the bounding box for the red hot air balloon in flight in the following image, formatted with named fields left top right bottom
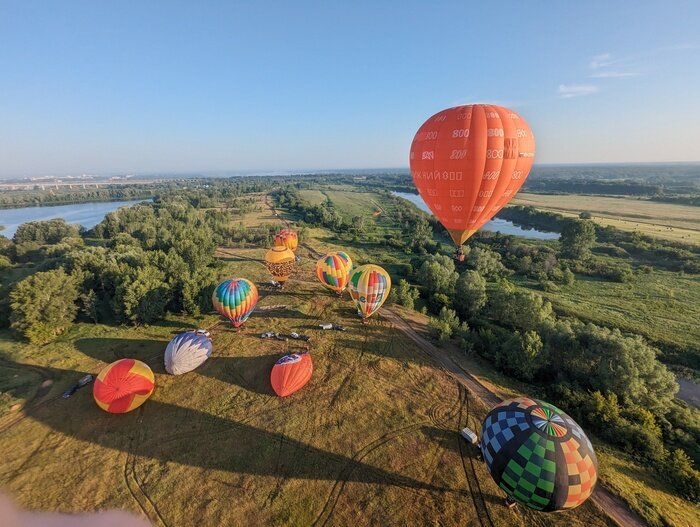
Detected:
left=409, top=104, right=535, bottom=256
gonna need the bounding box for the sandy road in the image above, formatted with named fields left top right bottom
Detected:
left=382, top=308, right=647, bottom=527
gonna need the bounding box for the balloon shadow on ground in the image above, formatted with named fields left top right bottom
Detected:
left=74, top=338, right=278, bottom=396
left=75, top=337, right=170, bottom=373
left=8, top=360, right=454, bottom=493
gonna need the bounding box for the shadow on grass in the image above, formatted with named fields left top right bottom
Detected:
left=8, top=359, right=451, bottom=492
left=75, top=338, right=277, bottom=395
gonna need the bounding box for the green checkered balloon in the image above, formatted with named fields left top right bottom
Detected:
left=480, top=397, right=598, bottom=512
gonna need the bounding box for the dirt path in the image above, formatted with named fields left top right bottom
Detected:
left=382, top=308, right=647, bottom=527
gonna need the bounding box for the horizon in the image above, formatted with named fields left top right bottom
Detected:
left=2, top=1, right=700, bottom=176
left=2, top=160, right=700, bottom=181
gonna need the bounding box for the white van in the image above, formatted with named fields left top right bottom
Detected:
left=459, top=427, right=479, bottom=445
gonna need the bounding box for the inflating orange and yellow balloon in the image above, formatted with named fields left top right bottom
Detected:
left=276, top=229, right=298, bottom=252
left=93, top=359, right=155, bottom=413
left=264, top=243, right=296, bottom=284
left=316, top=251, right=353, bottom=294
left=409, top=104, right=535, bottom=247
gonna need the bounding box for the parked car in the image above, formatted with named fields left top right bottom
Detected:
left=289, top=332, right=310, bottom=341
left=62, top=374, right=94, bottom=399
left=332, top=324, right=346, bottom=331
left=261, top=331, right=275, bottom=339
left=319, top=323, right=333, bottom=330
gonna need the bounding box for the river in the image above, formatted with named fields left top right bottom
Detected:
left=0, top=199, right=151, bottom=239
left=391, top=192, right=560, bottom=240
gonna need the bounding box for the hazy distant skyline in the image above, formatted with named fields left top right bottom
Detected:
left=2, top=1, right=700, bottom=177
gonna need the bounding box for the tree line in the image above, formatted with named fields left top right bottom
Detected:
left=0, top=199, right=228, bottom=343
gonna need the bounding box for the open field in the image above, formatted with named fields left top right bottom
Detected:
left=0, top=276, right=616, bottom=527
left=298, top=188, right=401, bottom=232
left=512, top=193, right=700, bottom=243
left=515, top=270, right=700, bottom=369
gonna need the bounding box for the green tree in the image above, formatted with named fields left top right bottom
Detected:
left=487, top=287, right=553, bottom=331
left=10, top=268, right=78, bottom=344
left=116, top=266, right=169, bottom=324
left=544, top=323, right=678, bottom=414
left=13, top=219, right=80, bottom=245
left=560, top=219, right=596, bottom=260
left=454, top=270, right=487, bottom=318
left=429, top=307, right=464, bottom=344
left=562, top=267, right=575, bottom=285
left=496, top=330, right=543, bottom=381
left=664, top=448, right=700, bottom=501
left=351, top=215, right=365, bottom=234
left=416, top=254, right=458, bottom=296
left=394, top=279, right=420, bottom=310
left=467, top=247, right=508, bottom=279
left=407, top=216, right=433, bottom=250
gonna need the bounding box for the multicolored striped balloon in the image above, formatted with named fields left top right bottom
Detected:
left=316, top=251, right=353, bottom=294
left=212, top=278, right=259, bottom=327
left=480, top=397, right=598, bottom=512
left=93, top=359, right=155, bottom=413
left=348, top=264, right=391, bottom=320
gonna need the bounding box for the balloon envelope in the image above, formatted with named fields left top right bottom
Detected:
left=164, top=331, right=213, bottom=375
left=264, top=245, right=295, bottom=283
left=348, top=264, right=391, bottom=319
left=316, top=251, right=353, bottom=294
left=93, top=359, right=155, bottom=413
left=212, top=278, right=259, bottom=327
left=276, top=229, right=298, bottom=252
left=270, top=353, right=313, bottom=397
left=409, top=104, right=535, bottom=246
left=480, top=397, right=597, bottom=512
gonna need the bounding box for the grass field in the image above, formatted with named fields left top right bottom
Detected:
left=512, top=193, right=700, bottom=244
left=298, top=188, right=401, bottom=233
left=0, top=278, right=615, bottom=527
left=514, top=270, right=700, bottom=368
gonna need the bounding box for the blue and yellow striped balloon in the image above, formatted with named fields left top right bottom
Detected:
left=212, top=278, right=259, bottom=327
left=316, top=251, right=353, bottom=294
left=348, top=264, right=391, bottom=320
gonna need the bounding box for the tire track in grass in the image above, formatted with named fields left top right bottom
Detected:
left=311, top=423, right=424, bottom=527
left=123, top=407, right=169, bottom=527
left=456, top=384, right=493, bottom=527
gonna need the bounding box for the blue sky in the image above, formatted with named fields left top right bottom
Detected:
left=1, top=1, right=699, bottom=177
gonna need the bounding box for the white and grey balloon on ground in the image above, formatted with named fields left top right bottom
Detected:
left=164, top=330, right=213, bottom=375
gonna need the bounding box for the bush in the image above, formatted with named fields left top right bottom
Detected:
left=453, top=270, right=487, bottom=319
left=429, top=307, right=463, bottom=344
left=10, top=268, right=79, bottom=344
left=663, top=449, right=700, bottom=501
left=495, top=330, right=543, bottom=381
left=428, top=292, right=451, bottom=314
left=394, top=279, right=420, bottom=310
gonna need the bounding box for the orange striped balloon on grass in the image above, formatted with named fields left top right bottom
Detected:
left=93, top=359, right=155, bottom=413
